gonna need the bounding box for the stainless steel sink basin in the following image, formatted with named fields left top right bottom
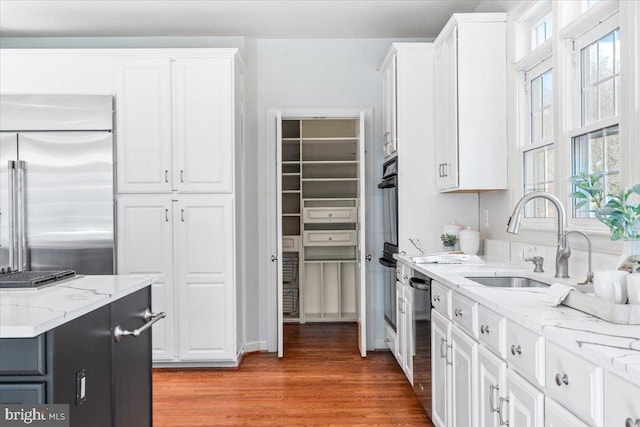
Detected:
left=465, top=276, right=550, bottom=288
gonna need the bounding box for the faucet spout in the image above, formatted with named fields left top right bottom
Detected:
left=506, top=191, right=569, bottom=278
left=560, top=230, right=593, bottom=284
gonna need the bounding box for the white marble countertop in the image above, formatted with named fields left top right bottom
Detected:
left=0, top=275, right=154, bottom=338
left=394, top=253, right=640, bottom=383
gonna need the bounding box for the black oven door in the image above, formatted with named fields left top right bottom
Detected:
left=378, top=158, right=398, bottom=254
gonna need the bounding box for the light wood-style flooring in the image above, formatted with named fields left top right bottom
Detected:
left=153, top=323, right=434, bottom=426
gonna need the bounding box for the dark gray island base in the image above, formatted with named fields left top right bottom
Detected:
left=0, top=286, right=153, bottom=427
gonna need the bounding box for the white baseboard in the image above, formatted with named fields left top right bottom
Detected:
left=244, top=340, right=268, bottom=353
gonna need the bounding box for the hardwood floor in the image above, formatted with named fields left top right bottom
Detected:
left=153, top=323, right=434, bottom=426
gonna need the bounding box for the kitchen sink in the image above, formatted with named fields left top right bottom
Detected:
left=464, top=276, right=550, bottom=288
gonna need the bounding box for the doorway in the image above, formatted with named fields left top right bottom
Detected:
left=266, top=107, right=374, bottom=358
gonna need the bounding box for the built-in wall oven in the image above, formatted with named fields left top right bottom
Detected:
left=378, top=157, right=398, bottom=330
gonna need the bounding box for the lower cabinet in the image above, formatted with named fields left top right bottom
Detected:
left=432, top=309, right=451, bottom=427
left=117, top=195, right=237, bottom=364
left=545, top=397, right=589, bottom=427
left=451, top=325, right=478, bottom=427
left=0, top=287, right=153, bottom=427
left=395, top=281, right=414, bottom=382
left=478, top=346, right=506, bottom=427
left=505, top=366, right=544, bottom=427
left=605, top=372, right=640, bottom=427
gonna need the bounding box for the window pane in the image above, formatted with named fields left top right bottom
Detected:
left=542, top=107, right=553, bottom=140
left=530, top=69, right=553, bottom=144
left=571, top=125, right=620, bottom=218
left=523, top=144, right=554, bottom=218
left=581, top=28, right=620, bottom=125
left=542, top=72, right=553, bottom=106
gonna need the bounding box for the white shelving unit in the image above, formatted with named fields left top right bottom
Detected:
left=280, top=118, right=361, bottom=323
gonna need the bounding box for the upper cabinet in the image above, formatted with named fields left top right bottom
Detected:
left=381, top=54, right=397, bottom=158
left=434, top=14, right=508, bottom=192
left=116, top=53, right=238, bottom=194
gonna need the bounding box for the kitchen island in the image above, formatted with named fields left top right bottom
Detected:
left=394, top=254, right=640, bottom=427
left=0, top=275, right=156, bottom=427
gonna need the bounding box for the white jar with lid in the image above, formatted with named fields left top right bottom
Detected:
left=459, top=226, right=480, bottom=255
left=443, top=221, right=463, bottom=238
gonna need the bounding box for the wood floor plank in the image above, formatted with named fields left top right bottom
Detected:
left=153, top=323, right=434, bottom=426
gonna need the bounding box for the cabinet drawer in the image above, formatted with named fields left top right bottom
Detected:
left=605, top=372, right=640, bottom=427
left=302, top=230, right=356, bottom=246
left=478, top=305, right=506, bottom=358
left=451, top=292, right=477, bottom=337
left=505, top=320, right=545, bottom=387
left=0, top=336, right=45, bottom=376
left=545, top=341, right=603, bottom=426
left=396, top=264, right=410, bottom=285
left=384, top=322, right=397, bottom=355
left=303, top=207, right=357, bottom=223
left=282, top=235, right=300, bottom=251
left=432, top=281, right=451, bottom=317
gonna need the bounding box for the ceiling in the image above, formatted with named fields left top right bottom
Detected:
left=0, top=0, right=487, bottom=39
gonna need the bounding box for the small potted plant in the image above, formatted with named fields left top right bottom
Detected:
left=569, top=172, right=640, bottom=271
left=440, top=233, right=458, bottom=251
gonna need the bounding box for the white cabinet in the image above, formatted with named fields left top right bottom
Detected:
left=117, top=195, right=236, bottom=363
left=505, top=369, right=544, bottom=427
left=395, top=281, right=414, bottom=382
left=605, top=372, right=640, bottom=427
left=381, top=54, right=397, bottom=158
left=434, top=13, right=507, bottom=192
left=478, top=346, right=506, bottom=427
left=545, top=397, right=589, bottom=427
left=117, top=54, right=237, bottom=194
left=116, top=197, right=174, bottom=361
left=451, top=325, right=478, bottom=427
left=432, top=309, right=452, bottom=427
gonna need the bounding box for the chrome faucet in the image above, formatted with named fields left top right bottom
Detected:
left=560, top=230, right=593, bottom=284
left=506, top=192, right=570, bottom=278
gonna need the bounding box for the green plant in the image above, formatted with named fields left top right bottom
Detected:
left=440, top=233, right=458, bottom=247
left=569, top=172, right=640, bottom=240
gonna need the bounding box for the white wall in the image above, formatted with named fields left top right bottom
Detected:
left=254, top=38, right=428, bottom=350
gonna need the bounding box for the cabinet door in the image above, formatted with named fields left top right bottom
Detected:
left=111, top=287, right=152, bottom=427
left=174, top=58, right=233, bottom=193
left=116, top=57, right=172, bottom=193
left=177, top=196, right=235, bottom=361
left=451, top=325, right=477, bottom=427
left=402, top=286, right=414, bottom=383
left=545, top=397, right=589, bottom=427
left=382, top=55, right=397, bottom=158
left=506, top=369, right=544, bottom=427
left=434, top=25, right=459, bottom=191
left=605, top=373, right=640, bottom=427
left=117, top=197, right=174, bottom=361
left=432, top=309, right=451, bottom=427
left=395, top=281, right=405, bottom=366
left=478, top=346, right=506, bottom=427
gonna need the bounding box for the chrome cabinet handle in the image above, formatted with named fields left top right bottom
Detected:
left=498, top=397, right=509, bottom=426
left=511, top=344, right=522, bottom=355
left=180, top=169, right=184, bottom=183
left=625, top=418, right=640, bottom=427
left=555, top=373, right=569, bottom=386
left=439, top=338, right=447, bottom=359
left=481, top=325, right=490, bottom=334
left=114, top=309, right=166, bottom=342
left=165, top=208, right=169, bottom=222
left=328, top=213, right=333, bottom=218
left=164, top=169, right=169, bottom=183
left=489, top=385, right=500, bottom=413
left=454, top=308, right=463, bottom=317
left=365, top=254, right=372, bottom=261
left=328, top=236, right=333, bottom=241
left=271, top=255, right=278, bottom=262
left=434, top=295, right=441, bottom=302
left=442, top=162, right=448, bottom=177
left=181, top=209, right=185, bottom=222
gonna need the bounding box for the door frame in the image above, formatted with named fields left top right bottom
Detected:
left=265, top=107, right=375, bottom=355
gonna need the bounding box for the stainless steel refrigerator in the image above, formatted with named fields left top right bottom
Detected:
left=0, top=95, right=115, bottom=283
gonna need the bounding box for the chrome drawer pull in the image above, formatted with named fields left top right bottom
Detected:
left=454, top=308, right=463, bottom=317
left=481, top=325, right=490, bottom=334
left=510, top=344, right=522, bottom=355
left=498, top=397, right=509, bottom=426
left=434, top=295, right=441, bottom=302
left=555, top=373, right=569, bottom=386
left=328, top=236, right=333, bottom=241
left=440, top=338, right=448, bottom=359
left=489, top=385, right=500, bottom=413
left=114, top=309, right=166, bottom=342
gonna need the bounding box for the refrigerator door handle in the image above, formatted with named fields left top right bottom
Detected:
left=16, top=160, right=27, bottom=272
left=8, top=160, right=17, bottom=271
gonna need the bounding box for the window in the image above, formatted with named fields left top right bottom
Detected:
left=532, top=14, right=553, bottom=49
left=522, top=66, right=554, bottom=218
left=571, top=24, right=621, bottom=218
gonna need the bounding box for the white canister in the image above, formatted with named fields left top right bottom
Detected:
left=459, top=226, right=480, bottom=255
left=443, top=221, right=463, bottom=238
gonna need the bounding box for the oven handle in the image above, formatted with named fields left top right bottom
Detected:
left=377, top=177, right=397, bottom=189
left=409, top=277, right=431, bottom=291
left=378, top=257, right=396, bottom=268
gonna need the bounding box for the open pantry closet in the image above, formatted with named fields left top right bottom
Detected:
left=279, top=118, right=362, bottom=324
